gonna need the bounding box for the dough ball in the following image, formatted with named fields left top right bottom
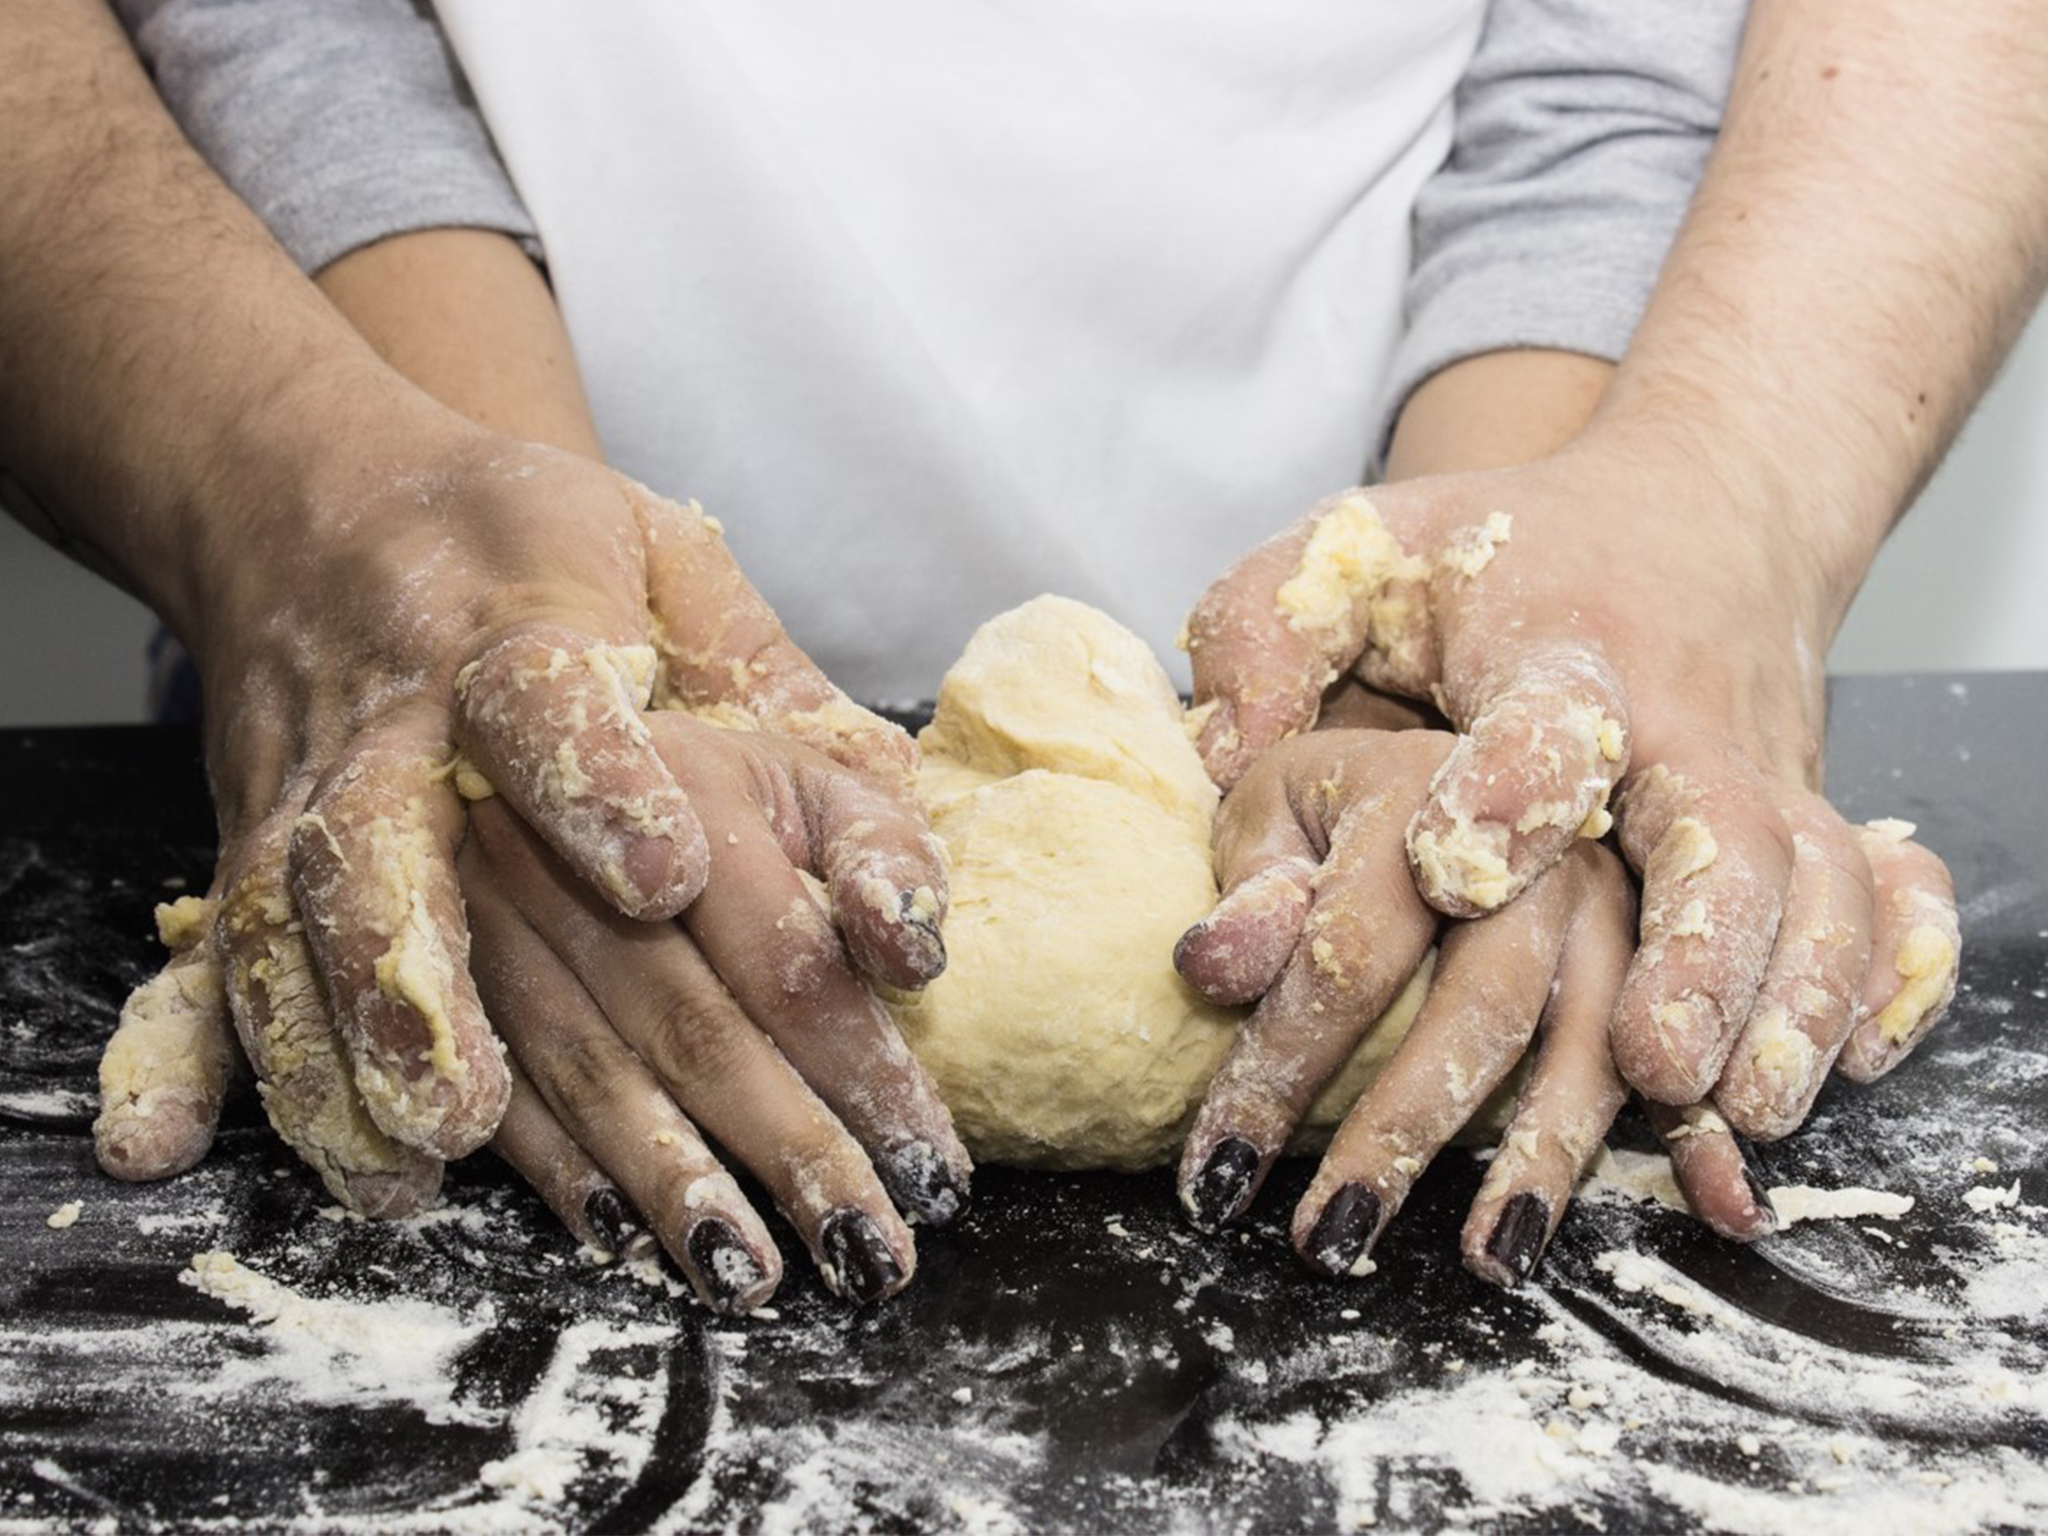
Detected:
left=887, top=595, right=1463, bottom=1171
left=887, top=770, right=1236, bottom=1171
left=916, top=595, right=1219, bottom=834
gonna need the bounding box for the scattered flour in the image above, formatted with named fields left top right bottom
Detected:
left=1582, top=1148, right=1916, bottom=1229
left=479, top=1320, right=671, bottom=1504
left=178, top=1251, right=492, bottom=1426
left=1962, top=1181, right=2021, bottom=1214
left=1769, top=1186, right=1915, bottom=1227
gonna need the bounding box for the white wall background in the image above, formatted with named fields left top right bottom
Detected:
left=1831, top=304, right=2048, bottom=673
left=2, top=308, right=2045, bottom=725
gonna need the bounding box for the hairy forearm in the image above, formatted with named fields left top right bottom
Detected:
left=0, top=0, right=442, bottom=643
left=1588, top=0, right=2048, bottom=624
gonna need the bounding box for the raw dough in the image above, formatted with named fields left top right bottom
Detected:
left=884, top=597, right=1434, bottom=1171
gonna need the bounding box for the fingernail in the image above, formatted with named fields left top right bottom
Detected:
left=1304, top=1183, right=1382, bottom=1276
left=819, top=1209, right=905, bottom=1305
left=1171, top=921, right=1207, bottom=977
left=1183, top=1137, right=1261, bottom=1232
left=1743, top=1164, right=1780, bottom=1231
left=686, top=1218, right=767, bottom=1312
left=585, top=1187, right=641, bottom=1254
left=897, top=890, right=947, bottom=980
left=1484, top=1192, right=1552, bottom=1285
left=883, top=1140, right=970, bottom=1227
left=618, top=830, right=682, bottom=907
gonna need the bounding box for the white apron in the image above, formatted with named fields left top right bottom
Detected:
left=436, top=1, right=1486, bottom=699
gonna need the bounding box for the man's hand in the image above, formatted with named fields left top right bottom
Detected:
left=90, top=430, right=935, bottom=1209
left=1187, top=0, right=2036, bottom=1124
left=1186, top=448, right=1961, bottom=1134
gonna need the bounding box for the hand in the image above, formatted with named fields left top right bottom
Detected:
left=1173, top=729, right=1637, bottom=1285
left=1183, top=443, right=1961, bottom=1132
left=1649, top=814, right=1960, bottom=1238
left=91, top=421, right=930, bottom=1213
left=465, top=713, right=969, bottom=1311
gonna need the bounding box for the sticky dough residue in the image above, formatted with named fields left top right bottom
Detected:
left=217, top=875, right=436, bottom=1209
left=1874, top=916, right=1960, bottom=1047
left=452, top=641, right=666, bottom=911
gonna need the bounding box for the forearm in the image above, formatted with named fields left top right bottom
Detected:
left=0, top=1, right=448, bottom=645
left=1385, top=350, right=1614, bottom=482
left=1588, top=0, right=2048, bottom=625
left=315, top=230, right=604, bottom=460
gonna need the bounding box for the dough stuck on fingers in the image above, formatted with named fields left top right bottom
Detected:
left=216, top=828, right=442, bottom=1217
left=884, top=597, right=1471, bottom=1171
left=95, top=896, right=235, bottom=1181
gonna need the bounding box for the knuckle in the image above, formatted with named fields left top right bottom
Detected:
left=645, top=988, right=754, bottom=1088
left=543, top=1032, right=645, bottom=1123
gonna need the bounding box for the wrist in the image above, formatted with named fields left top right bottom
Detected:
left=1563, top=404, right=1884, bottom=642
left=164, top=362, right=481, bottom=656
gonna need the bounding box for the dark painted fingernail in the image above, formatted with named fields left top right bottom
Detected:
left=899, top=889, right=947, bottom=976
left=687, top=1218, right=766, bottom=1311
left=883, top=1140, right=970, bottom=1227
left=1485, top=1192, right=1551, bottom=1285
left=1743, top=1164, right=1780, bottom=1229
left=1171, top=921, right=1206, bottom=976
left=584, top=1188, right=640, bottom=1254
left=1304, top=1183, right=1383, bottom=1276
left=820, top=1209, right=904, bottom=1305
left=1184, top=1137, right=1261, bottom=1232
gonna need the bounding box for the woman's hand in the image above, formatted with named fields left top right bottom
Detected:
left=465, top=713, right=969, bottom=1311
left=1173, top=729, right=1635, bottom=1282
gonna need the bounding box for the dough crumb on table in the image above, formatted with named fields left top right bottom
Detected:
left=46, top=1200, right=82, bottom=1230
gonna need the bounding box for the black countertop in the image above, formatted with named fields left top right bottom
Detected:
left=2, top=675, right=2044, bottom=1534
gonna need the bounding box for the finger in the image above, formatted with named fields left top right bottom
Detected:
left=1406, top=639, right=1629, bottom=917
left=634, top=488, right=919, bottom=792
left=94, top=897, right=236, bottom=1182
left=463, top=852, right=784, bottom=1312
left=1713, top=794, right=1875, bottom=1138
left=1649, top=1100, right=1778, bottom=1241
left=1610, top=757, right=1794, bottom=1104
left=1177, top=732, right=1447, bottom=1230
left=776, top=739, right=950, bottom=989
left=1185, top=491, right=1429, bottom=790
left=1173, top=758, right=1319, bottom=1007
left=1292, top=850, right=1584, bottom=1276
left=215, top=812, right=442, bottom=1217
left=1836, top=819, right=1960, bottom=1081
left=469, top=803, right=920, bottom=1304
left=288, top=713, right=509, bottom=1159
left=645, top=718, right=972, bottom=1222
left=489, top=1058, right=649, bottom=1260
left=1460, top=847, right=1635, bottom=1287
left=454, top=621, right=708, bottom=919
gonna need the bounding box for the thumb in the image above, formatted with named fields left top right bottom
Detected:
left=634, top=485, right=918, bottom=792
left=1406, top=636, right=1630, bottom=917
left=1186, top=490, right=1430, bottom=790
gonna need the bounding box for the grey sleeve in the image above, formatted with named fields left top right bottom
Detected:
left=1371, top=0, right=1748, bottom=466
left=112, top=0, right=537, bottom=275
